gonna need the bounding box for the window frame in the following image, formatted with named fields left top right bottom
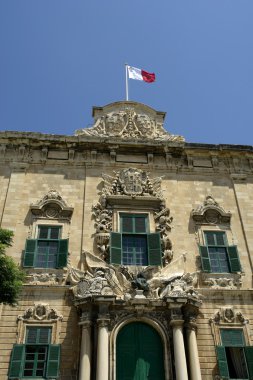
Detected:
left=199, top=230, right=241, bottom=273
left=36, top=225, right=62, bottom=268
left=110, top=213, right=162, bottom=266
left=216, top=328, right=253, bottom=379
left=23, top=224, right=68, bottom=269
left=8, top=326, right=61, bottom=379
left=121, top=213, right=149, bottom=266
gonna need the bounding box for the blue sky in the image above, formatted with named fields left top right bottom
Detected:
left=0, top=0, right=252, bottom=145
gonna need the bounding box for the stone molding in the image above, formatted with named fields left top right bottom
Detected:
left=0, top=136, right=253, bottom=179
left=191, top=195, right=231, bottom=225
left=201, top=272, right=242, bottom=289
left=30, top=189, right=73, bottom=220
left=25, top=268, right=68, bottom=285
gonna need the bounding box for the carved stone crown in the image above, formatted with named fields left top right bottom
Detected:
left=191, top=195, right=231, bottom=224
left=75, top=101, right=184, bottom=142
left=30, top=189, right=73, bottom=220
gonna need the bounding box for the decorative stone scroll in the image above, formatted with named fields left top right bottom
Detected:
left=18, top=303, right=63, bottom=321
left=30, top=189, right=73, bottom=220
left=210, top=308, right=249, bottom=325
left=191, top=195, right=231, bottom=225
left=75, top=102, right=184, bottom=142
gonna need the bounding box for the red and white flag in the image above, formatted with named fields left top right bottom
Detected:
left=127, top=66, right=156, bottom=83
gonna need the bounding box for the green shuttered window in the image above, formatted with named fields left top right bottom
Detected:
left=110, top=214, right=162, bottom=266
left=216, top=329, right=253, bottom=379
left=23, top=226, right=68, bottom=269
left=199, top=231, right=241, bottom=273
left=8, top=327, right=61, bottom=379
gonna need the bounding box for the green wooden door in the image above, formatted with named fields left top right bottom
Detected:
left=116, top=322, right=165, bottom=380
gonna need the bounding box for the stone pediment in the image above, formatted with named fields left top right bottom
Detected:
left=30, top=189, right=73, bottom=220
left=191, top=195, right=231, bottom=225
left=75, top=101, right=184, bottom=142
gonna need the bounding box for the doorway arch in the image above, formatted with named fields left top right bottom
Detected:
left=116, top=321, right=165, bottom=380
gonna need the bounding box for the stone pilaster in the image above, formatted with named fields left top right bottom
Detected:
left=170, top=319, right=188, bottom=380
left=96, top=315, right=110, bottom=380
left=185, top=322, right=202, bottom=380
left=79, top=317, right=92, bottom=380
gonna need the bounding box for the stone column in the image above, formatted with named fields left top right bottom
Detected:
left=96, top=316, right=110, bottom=380
left=170, top=320, right=188, bottom=380
left=79, top=320, right=92, bottom=380
left=185, top=323, right=202, bottom=380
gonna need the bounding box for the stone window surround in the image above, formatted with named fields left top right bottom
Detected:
left=17, top=306, right=63, bottom=345
left=210, top=313, right=251, bottom=347
left=197, top=225, right=243, bottom=288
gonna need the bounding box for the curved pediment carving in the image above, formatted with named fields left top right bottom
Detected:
left=75, top=101, right=184, bottom=142
left=191, top=195, right=231, bottom=224
left=30, top=189, right=73, bottom=220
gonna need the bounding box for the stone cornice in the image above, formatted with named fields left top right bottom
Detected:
left=0, top=131, right=252, bottom=153
left=1, top=132, right=253, bottom=176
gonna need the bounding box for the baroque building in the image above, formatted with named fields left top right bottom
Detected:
left=0, top=101, right=253, bottom=380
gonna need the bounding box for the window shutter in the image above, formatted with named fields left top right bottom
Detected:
left=23, top=239, right=36, bottom=267
left=110, top=232, right=122, bottom=264
left=199, top=245, right=211, bottom=272
left=46, top=345, right=61, bottom=379
left=220, top=329, right=245, bottom=347
left=216, top=346, right=229, bottom=379
left=227, top=245, right=241, bottom=272
left=245, top=346, right=253, bottom=379
left=147, top=233, right=162, bottom=266
left=8, top=344, right=25, bottom=379
left=56, top=239, right=68, bottom=268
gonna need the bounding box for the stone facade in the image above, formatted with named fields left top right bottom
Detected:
left=0, top=101, right=253, bottom=379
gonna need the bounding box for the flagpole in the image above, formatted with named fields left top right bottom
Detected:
left=125, top=63, right=129, bottom=101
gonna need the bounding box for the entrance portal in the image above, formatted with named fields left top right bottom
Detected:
left=116, top=322, right=165, bottom=380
